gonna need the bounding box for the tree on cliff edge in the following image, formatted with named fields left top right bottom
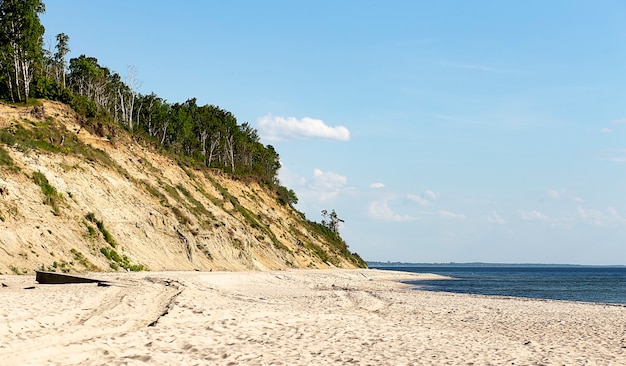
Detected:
left=0, top=0, right=46, bottom=103
left=321, top=209, right=344, bottom=235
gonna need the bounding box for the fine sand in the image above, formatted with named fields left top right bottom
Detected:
left=1, top=269, right=624, bottom=365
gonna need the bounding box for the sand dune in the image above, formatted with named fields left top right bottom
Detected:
left=1, top=269, right=624, bottom=365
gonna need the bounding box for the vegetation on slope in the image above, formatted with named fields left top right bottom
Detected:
left=0, top=0, right=367, bottom=271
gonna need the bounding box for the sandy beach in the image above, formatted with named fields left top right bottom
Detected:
left=1, top=269, right=624, bottom=365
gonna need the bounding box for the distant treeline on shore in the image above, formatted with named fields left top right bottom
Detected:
left=368, top=261, right=625, bottom=268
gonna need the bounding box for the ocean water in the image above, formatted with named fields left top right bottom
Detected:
left=371, top=265, right=626, bottom=305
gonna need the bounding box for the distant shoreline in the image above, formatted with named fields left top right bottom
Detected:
left=368, top=261, right=626, bottom=268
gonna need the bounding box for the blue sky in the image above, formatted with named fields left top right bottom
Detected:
left=41, top=1, right=626, bottom=265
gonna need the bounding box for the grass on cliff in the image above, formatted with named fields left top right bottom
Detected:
left=32, top=171, right=62, bottom=216
left=2, top=102, right=367, bottom=269
left=0, top=117, right=132, bottom=180
left=84, top=212, right=145, bottom=271
left=85, top=212, right=116, bottom=248
left=0, top=146, right=19, bottom=171
left=100, top=247, right=144, bottom=271
left=206, top=173, right=292, bottom=255
left=304, top=220, right=367, bottom=268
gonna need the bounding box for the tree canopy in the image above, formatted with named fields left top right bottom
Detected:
left=0, top=0, right=46, bottom=103
left=0, top=0, right=298, bottom=207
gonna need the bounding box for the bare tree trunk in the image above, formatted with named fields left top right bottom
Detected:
left=125, top=66, right=140, bottom=132
left=226, top=134, right=235, bottom=173
left=208, top=132, right=220, bottom=166
left=160, top=121, right=169, bottom=146
left=12, top=50, right=22, bottom=102
left=21, top=58, right=33, bottom=103
left=200, top=130, right=208, bottom=156
left=118, top=88, right=126, bottom=127
left=135, top=103, right=142, bottom=132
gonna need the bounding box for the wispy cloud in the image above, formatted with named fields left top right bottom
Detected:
left=407, top=190, right=440, bottom=206
left=600, top=118, right=626, bottom=134
left=281, top=168, right=349, bottom=203
left=368, top=199, right=415, bottom=222
left=423, top=190, right=440, bottom=200
left=439, top=210, right=466, bottom=220
left=307, top=169, right=348, bottom=201
left=577, top=206, right=626, bottom=227
left=487, top=212, right=506, bottom=224
left=257, top=114, right=350, bottom=142
left=431, top=114, right=469, bottom=124
left=392, top=38, right=436, bottom=47
left=601, top=148, right=626, bottom=163
left=439, top=61, right=518, bottom=74
left=277, top=166, right=306, bottom=188
left=545, top=188, right=584, bottom=203
left=519, top=209, right=550, bottom=222
left=369, top=182, right=385, bottom=189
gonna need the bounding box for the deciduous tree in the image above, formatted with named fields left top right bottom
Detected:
left=0, top=0, right=46, bottom=102
left=321, top=209, right=344, bottom=234
left=53, top=32, right=69, bottom=87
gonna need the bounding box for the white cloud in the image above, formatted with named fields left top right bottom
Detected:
left=306, top=168, right=348, bottom=201
left=279, top=168, right=350, bottom=207
left=600, top=118, right=626, bottom=134
left=369, top=182, right=385, bottom=189
left=545, top=188, right=584, bottom=203
left=407, top=190, right=440, bottom=206
left=406, top=194, right=430, bottom=206
left=368, top=199, right=415, bottom=222
left=487, top=212, right=506, bottom=224
left=439, top=210, right=466, bottom=220
left=577, top=206, right=626, bottom=227
left=423, top=190, right=440, bottom=200
left=602, top=148, right=626, bottom=163
left=519, top=210, right=550, bottom=222
left=257, top=114, right=350, bottom=142
left=546, top=188, right=562, bottom=200
left=310, top=169, right=346, bottom=190
left=277, top=166, right=306, bottom=188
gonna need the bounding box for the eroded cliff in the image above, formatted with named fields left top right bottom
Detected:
left=0, top=100, right=365, bottom=274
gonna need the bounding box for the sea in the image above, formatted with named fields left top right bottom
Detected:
left=370, top=264, right=626, bottom=305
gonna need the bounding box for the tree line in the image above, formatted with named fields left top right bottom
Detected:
left=0, top=0, right=297, bottom=205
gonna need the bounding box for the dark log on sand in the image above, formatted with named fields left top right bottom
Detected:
left=35, top=271, right=106, bottom=285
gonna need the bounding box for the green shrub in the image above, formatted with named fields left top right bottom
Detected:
left=32, top=171, right=62, bottom=215
left=86, top=212, right=116, bottom=247
left=0, top=146, right=17, bottom=169
left=100, top=247, right=144, bottom=271
left=0, top=130, right=16, bottom=145
left=85, top=224, right=97, bottom=238
left=70, top=248, right=98, bottom=271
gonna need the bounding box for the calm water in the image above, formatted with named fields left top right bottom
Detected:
left=371, top=265, right=626, bottom=305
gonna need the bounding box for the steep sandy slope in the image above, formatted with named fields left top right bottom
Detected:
left=0, top=100, right=364, bottom=274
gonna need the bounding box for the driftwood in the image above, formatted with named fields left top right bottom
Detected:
left=35, top=271, right=108, bottom=285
